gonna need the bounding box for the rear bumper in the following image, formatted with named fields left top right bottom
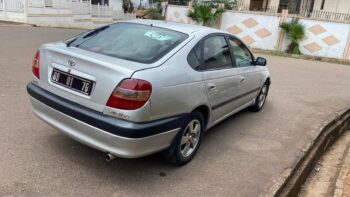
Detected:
left=27, top=82, right=184, bottom=158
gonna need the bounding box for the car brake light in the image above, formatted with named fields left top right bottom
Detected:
left=32, top=50, right=40, bottom=79
left=106, top=79, right=152, bottom=110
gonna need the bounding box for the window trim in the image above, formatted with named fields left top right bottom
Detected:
left=187, top=40, right=204, bottom=71
left=187, top=33, right=236, bottom=72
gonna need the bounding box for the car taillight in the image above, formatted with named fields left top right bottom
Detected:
left=32, top=50, right=40, bottom=79
left=106, top=79, right=152, bottom=110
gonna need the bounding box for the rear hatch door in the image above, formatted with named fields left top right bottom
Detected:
left=37, top=43, right=153, bottom=112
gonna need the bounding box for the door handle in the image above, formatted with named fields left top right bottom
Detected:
left=240, top=77, right=246, bottom=83
left=207, top=83, right=216, bottom=91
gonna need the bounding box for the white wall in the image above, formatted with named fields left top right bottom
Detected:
left=221, top=11, right=280, bottom=50
left=0, top=11, right=27, bottom=22
left=166, top=4, right=350, bottom=60
left=166, top=5, right=193, bottom=24
left=288, top=18, right=350, bottom=59
left=166, top=6, right=280, bottom=50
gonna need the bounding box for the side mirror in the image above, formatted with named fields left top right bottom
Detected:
left=255, top=57, right=267, bottom=66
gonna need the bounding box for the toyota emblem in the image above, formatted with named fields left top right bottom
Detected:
left=68, top=59, right=76, bottom=67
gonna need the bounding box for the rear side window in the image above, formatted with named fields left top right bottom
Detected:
left=188, top=44, right=202, bottom=70
left=68, top=23, right=189, bottom=64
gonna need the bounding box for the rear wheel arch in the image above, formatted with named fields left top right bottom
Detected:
left=192, top=105, right=210, bottom=129
left=163, top=110, right=205, bottom=165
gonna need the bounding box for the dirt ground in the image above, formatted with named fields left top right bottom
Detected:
left=300, top=131, right=350, bottom=197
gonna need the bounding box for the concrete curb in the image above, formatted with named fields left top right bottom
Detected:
left=252, top=49, right=350, bottom=66
left=274, top=107, right=350, bottom=197
left=0, top=20, right=30, bottom=26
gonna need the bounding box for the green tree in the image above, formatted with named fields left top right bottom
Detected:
left=280, top=18, right=305, bottom=54
left=187, top=4, right=225, bottom=27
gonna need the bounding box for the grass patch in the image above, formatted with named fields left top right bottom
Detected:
left=252, top=49, right=350, bottom=66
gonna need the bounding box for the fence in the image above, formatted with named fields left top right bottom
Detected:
left=168, top=0, right=189, bottom=6
left=309, top=10, right=350, bottom=22
left=239, top=7, right=350, bottom=23
left=166, top=4, right=350, bottom=60
left=4, top=0, right=24, bottom=12
left=167, top=1, right=350, bottom=23
left=27, top=0, right=44, bottom=8
left=26, top=0, right=91, bottom=14
left=68, top=0, right=90, bottom=15
left=0, top=0, right=137, bottom=18
left=91, top=4, right=112, bottom=17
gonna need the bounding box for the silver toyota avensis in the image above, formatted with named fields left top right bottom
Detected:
left=27, top=20, right=270, bottom=165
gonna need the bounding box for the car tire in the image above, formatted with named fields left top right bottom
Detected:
left=162, top=111, right=205, bottom=166
left=250, top=82, right=269, bottom=112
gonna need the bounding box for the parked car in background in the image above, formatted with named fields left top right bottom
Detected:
left=27, top=20, right=271, bottom=165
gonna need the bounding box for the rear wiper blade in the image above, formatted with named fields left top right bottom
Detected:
left=66, top=37, right=78, bottom=47
left=82, top=25, right=110, bottom=39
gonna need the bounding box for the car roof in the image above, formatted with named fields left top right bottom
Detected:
left=126, top=19, right=224, bottom=35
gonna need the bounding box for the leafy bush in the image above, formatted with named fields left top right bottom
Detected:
left=146, top=8, right=164, bottom=20
left=220, top=0, right=236, bottom=10
left=201, top=0, right=235, bottom=10
left=187, top=3, right=225, bottom=27
left=280, top=18, right=305, bottom=54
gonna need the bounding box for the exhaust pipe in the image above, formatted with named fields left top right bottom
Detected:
left=105, top=153, right=116, bottom=162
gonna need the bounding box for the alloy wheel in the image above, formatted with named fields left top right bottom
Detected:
left=258, top=85, right=268, bottom=108
left=180, top=119, right=201, bottom=157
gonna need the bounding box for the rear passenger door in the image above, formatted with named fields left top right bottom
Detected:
left=227, top=37, right=262, bottom=106
left=188, top=34, right=242, bottom=121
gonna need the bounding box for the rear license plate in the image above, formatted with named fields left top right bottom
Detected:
left=50, top=69, right=93, bottom=95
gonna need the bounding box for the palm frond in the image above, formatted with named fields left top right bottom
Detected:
left=280, top=18, right=305, bottom=54
left=213, top=7, right=225, bottom=19
left=187, top=3, right=225, bottom=26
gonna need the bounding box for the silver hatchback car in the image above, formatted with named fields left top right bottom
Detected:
left=27, top=20, right=270, bottom=165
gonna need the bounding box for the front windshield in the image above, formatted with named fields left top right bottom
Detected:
left=67, top=23, right=189, bottom=64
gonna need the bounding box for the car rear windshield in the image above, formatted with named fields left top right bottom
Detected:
left=67, top=23, right=189, bottom=63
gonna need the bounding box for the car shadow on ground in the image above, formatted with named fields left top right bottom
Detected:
left=45, top=101, right=274, bottom=183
